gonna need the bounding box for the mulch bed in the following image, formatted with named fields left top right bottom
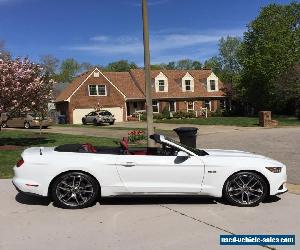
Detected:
left=0, top=145, right=23, bottom=151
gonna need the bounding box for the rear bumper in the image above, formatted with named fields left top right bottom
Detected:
left=12, top=176, right=46, bottom=197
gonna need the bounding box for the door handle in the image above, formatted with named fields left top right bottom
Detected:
left=122, top=162, right=136, bottom=167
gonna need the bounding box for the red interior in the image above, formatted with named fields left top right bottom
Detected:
left=82, top=143, right=97, bottom=153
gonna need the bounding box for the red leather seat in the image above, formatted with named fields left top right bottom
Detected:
left=82, top=143, right=97, bottom=153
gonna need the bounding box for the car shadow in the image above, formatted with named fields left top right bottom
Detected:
left=99, top=196, right=219, bottom=205
left=15, top=193, right=51, bottom=206
left=262, top=195, right=281, bottom=204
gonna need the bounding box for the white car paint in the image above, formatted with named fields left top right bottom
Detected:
left=12, top=135, right=287, bottom=200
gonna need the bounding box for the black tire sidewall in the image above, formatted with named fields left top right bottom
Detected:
left=223, top=171, right=268, bottom=207
left=82, top=118, right=86, bottom=125
left=51, top=172, right=99, bottom=209
left=24, top=122, right=30, bottom=129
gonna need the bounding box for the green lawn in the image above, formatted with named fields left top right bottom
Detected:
left=0, top=130, right=116, bottom=179
left=156, top=116, right=300, bottom=127
left=54, top=124, right=146, bottom=131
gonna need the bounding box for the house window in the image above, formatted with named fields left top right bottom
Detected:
left=89, top=85, right=98, bottom=96
left=204, top=100, right=211, bottom=111
left=168, top=101, right=176, bottom=112
left=88, top=85, right=107, bottom=96
left=187, top=101, right=194, bottom=112
left=210, top=80, right=216, bottom=91
left=185, top=80, right=191, bottom=91
left=152, top=101, right=159, bottom=113
left=98, top=85, right=107, bottom=96
left=158, top=80, right=165, bottom=92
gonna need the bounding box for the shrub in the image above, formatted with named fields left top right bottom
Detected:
left=173, top=111, right=196, bottom=119
left=211, top=108, right=223, bottom=117
left=161, top=106, right=170, bottom=119
left=128, top=130, right=146, bottom=142
left=153, top=113, right=163, bottom=120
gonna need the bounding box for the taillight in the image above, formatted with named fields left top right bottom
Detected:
left=16, top=158, right=24, bottom=167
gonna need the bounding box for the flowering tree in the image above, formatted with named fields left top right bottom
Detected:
left=0, top=58, right=54, bottom=131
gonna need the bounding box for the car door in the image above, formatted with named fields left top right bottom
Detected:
left=85, top=112, right=95, bottom=123
left=115, top=154, right=205, bottom=194
left=7, top=114, right=23, bottom=127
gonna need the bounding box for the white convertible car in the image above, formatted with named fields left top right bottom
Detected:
left=13, top=134, right=287, bottom=209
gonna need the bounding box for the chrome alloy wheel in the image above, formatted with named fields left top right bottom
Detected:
left=56, top=174, right=94, bottom=207
left=226, top=173, right=265, bottom=206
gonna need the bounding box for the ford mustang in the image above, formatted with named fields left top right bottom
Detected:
left=13, top=134, right=287, bottom=209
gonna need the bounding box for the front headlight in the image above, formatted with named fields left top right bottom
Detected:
left=266, top=167, right=282, bottom=173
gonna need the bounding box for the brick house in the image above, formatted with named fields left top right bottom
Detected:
left=55, top=67, right=227, bottom=124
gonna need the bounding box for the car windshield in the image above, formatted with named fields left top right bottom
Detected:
left=165, top=136, right=208, bottom=156
left=99, top=111, right=112, bottom=116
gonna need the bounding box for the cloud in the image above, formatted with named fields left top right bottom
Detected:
left=64, top=28, right=245, bottom=64
left=67, top=28, right=244, bottom=53
left=90, top=35, right=110, bottom=42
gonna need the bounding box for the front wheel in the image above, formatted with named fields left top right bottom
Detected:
left=82, top=118, right=87, bottom=125
left=24, top=122, right=30, bottom=129
left=223, top=171, right=268, bottom=207
left=109, top=121, right=115, bottom=125
left=51, top=172, right=99, bottom=209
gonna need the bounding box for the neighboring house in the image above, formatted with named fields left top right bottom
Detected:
left=55, top=67, right=226, bottom=124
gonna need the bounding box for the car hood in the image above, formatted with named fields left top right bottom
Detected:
left=203, top=149, right=271, bottom=160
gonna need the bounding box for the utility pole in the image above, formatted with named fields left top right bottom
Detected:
left=142, top=0, right=155, bottom=147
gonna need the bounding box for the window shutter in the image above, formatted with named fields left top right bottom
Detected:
left=191, top=81, right=195, bottom=92
left=182, top=82, right=186, bottom=92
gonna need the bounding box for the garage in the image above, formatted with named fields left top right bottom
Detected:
left=72, top=107, right=124, bottom=124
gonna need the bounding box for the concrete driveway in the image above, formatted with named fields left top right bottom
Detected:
left=0, top=179, right=298, bottom=250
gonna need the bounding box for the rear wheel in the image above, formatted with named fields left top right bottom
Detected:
left=1, top=122, right=8, bottom=128
left=51, top=172, right=99, bottom=209
left=93, top=119, right=99, bottom=126
left=223, top=171, right=268, bottom=207
left=24, top=122, right=30, bottom=129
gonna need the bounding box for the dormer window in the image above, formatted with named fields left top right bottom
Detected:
left=210, top=80, right=216, bottom=91
left=182, top=72, right=194, bottom=92
left=185, top=80, right=191, bottom=91
left=155, top=72, right=168, bottom=92
left=158, top=80, right=165, bottom=92
left=207, top=72, right=219, bottom=92
left=88, top=84, right=107, bottom=96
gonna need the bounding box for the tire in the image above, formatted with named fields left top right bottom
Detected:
left=1, top=122, right=8, bottom=128
left=223, top=171, right=268, bottom=207
left=109, top=121, right=115, bottom=125
left=82, top=118, right=87, bottom=125
left=93, top=119, right=99, bottom=126
left=24, top=122, right=30, bottom=129
left=51, top=171, right=99, bottom=209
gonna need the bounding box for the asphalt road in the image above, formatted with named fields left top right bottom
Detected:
left=0, top=180, right=299, bottom=250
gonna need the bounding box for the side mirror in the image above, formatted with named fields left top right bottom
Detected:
left=177, top=151, right=190, bottom=157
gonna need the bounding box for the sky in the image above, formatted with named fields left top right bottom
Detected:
left=0, top=0, right=294, bottom=66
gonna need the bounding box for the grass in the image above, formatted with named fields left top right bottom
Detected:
left=156, top=116, right=300, bottom=127
left=54, top=124, right=146, bottom=131
left=0, top=130, right=116, bottom=179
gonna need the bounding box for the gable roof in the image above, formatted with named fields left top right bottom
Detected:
left=129, top=69, right=225, bottom=98
left=55, top=68, right=225, bottom=103
left=56, top=69, right=95, bottom=102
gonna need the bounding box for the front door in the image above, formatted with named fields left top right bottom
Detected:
left=116, top=155, right=205, bottom=194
